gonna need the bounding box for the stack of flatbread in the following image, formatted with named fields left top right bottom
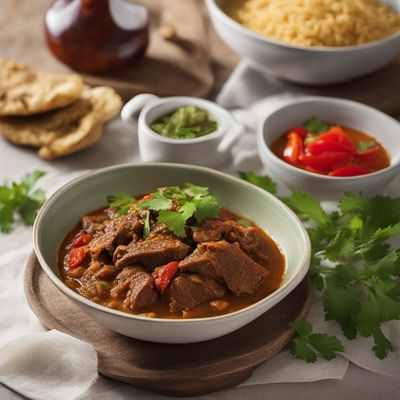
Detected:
left=0, top=58, right=122, bottom=159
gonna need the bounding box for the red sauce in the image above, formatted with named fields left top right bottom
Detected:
left=45, top=0, right=149, bottom=72
left=271, top=123, right=390, bottom=177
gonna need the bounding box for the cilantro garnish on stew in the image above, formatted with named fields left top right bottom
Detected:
left=0, top=170, right=46, bottom=233
left=240, top=171, right=400, bottom=362
left=108, top=183, right=220, bottom=238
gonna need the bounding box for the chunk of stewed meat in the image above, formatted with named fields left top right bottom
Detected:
left=146, top=222, right=172, bottom=239
left=210, top=299, right=230, bottom=312
left=82, top=214, right=108, bottom=235
left=79, top=278, right=111, bottom=300
left=81, top=261, right=102, bottom=281
left=193, top=219, right=268, bottom=263
left=86, top=209, right=143, bottom=259
left=81, top=208, right=119, bottom=234
left=76, top=262, right=113, bottom=300
left=225, top=226, right=268, bottom=263
left=168, top=274, right=225, bottom=312
left=192, top=219, right=229, bottom=243
left=110, top=267, right=157, bottom=311
left=94, top=265, right=118, bottom=281
left=65, top=266, right=86, bottom=279
left=179, top=241, right=269, bottom=296
left=113, top=235, right=190, bottom=269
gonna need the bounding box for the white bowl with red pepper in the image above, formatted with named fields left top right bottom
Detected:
left=257, top=96, right=400, bottom=198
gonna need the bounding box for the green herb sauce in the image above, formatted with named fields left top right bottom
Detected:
left=151, top=105, right=218, bottom=140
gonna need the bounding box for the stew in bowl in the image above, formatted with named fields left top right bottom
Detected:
left=59, top=184, right=285, bottom=319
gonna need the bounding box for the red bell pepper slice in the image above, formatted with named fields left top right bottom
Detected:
left=307, top=138, right=355, bottom=155
left=283, top=132, right=303, bottom=164
left=305, top=166, right=325, bottom=175
left=300, top=151, right=352, bottom=172
left=290, top=127, right=308, bottom=138
left=67, top=247, right=86, bottom=269
left=72, top=233, right=92, bottom=248
left=155, top=261, right=179, bottom=294
left=306, top=127, right=356, bottom=155
left=329, top=165, right=371, bottom=177
left=355, top=146, right=380, bottom=164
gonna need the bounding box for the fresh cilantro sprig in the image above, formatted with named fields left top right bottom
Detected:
left=357, top=141, right=376, bottom=152
left=289, top=320, right=344, bottom=363
left=108, top=184, right=220, bottom=238
left=303, top=117, right=329, bottom=145
left=240, top=171, right=400, bottom=361
left=106, top=193, right=136, bottom=216
left=0, top=170, right=46, bottom=233
left=304, top=117, right=328, bottom=134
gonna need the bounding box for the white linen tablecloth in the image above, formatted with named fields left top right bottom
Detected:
left=0, top=59, right=400, bottom=400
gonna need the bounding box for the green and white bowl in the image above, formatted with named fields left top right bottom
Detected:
left=33, top=163, right=310, bottom=343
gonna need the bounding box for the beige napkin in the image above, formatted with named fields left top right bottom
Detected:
left=0, top=173, right=98, bottom=400
left=0, top=330, right=97, bottom=400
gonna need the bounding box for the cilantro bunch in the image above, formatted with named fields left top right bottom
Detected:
left=0, top=170, right=46, bottom=233
left=240, top=172, right=400, bottom=362
left=108, top=184, right=220, bottom=238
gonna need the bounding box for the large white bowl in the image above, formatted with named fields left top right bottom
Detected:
left=205, top=0, right=400, bottom=85
left=257, top=96, right=400, bottom=198
left=33, top=163, right=310, bottom=343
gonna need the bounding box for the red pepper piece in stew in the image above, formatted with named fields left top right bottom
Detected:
left=155, top=261, right=179, bottom=294
left=67, top=247, right=86, bottom=269
left=72, top=233, right=92, bottom=248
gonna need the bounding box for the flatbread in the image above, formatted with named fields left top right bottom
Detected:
left=0, top=86, right=122, bottom=159
left=0, top=58, right=84, bottom=116
left=39, top=125, right=103, bottom=160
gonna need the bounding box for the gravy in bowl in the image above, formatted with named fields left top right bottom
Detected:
left=58, top=184, right=285, bottom=319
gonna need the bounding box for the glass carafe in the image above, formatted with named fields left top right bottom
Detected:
left=45, top=0, right=150, bottom=73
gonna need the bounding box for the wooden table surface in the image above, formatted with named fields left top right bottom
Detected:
left=1, top=0, right=400, bottom=115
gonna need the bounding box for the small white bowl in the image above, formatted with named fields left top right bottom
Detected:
left=205, top=0, right=400, bottom=85
left=257, top=96, right=400, bottom=198
left=33, top=163, right=310, bottom=344
left=121, top=94, right=244, bottom=167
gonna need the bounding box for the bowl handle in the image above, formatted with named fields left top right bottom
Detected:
left=217, top=120, right=244, bottom=153
left=121, top=94, right=160, bottom=123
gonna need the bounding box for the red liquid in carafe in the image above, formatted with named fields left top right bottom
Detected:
left=45, top=0, right=150, bottom=73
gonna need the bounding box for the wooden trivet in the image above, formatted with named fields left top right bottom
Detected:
left=24, top=252, right=312, bottom=397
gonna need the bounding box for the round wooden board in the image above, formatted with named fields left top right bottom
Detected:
left=24, top=252, right=312, bottom=397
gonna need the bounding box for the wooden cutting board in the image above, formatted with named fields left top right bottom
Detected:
left=24, top=252, right=312, bottom=397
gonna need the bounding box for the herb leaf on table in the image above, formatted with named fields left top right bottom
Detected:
left=240, top=171, right=400, bottom=362
left=0, top=170, right=46, bottom=233
left=290, top=319, right=344, bottom=362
